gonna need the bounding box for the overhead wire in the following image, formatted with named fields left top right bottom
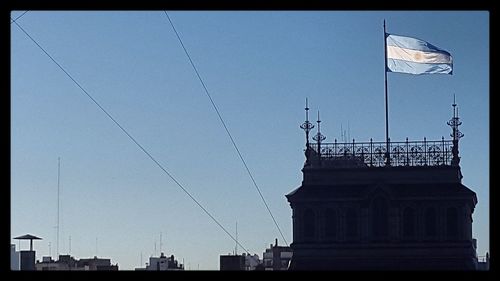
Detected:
left=11, top=18, right=253, bottom=255
left=163, top=11, right=288, bottom=246
left=10, top=11, right=29, bottom=24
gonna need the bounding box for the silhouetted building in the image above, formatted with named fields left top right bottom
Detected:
left=35, top=255, right=118, bottom=270
left=77, top=256, right=118, bottom=271
left=135, top=252, right=183, bottom=271
left=219, top=252, right=260, bottom=271
left=220, top=254, right=245, bottom=271
left=242, top=253, right=261, bottom=270
left=19, top=251, right=36, bottom=271
left=11, top=244, right=20, bottom=270
left=57, top=254, right=78, bottom=269
left=13, top=234, right=42, bottom=271
left=36, top=256, right=60, bottom=271
left=262, top=239, right=293, bottom=270
left=477, top=252, right=490, bottom=270
left=286, top=101, right=478, bottom=270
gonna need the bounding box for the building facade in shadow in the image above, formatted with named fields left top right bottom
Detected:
left=286, top=100, right=478, bottom=270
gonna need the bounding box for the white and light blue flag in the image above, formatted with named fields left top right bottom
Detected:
left=386, top=34, right=453, bottom=75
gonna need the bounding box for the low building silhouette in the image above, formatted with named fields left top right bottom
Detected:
left=11, top=244, right=20, bottom=270
left=220, top=254, right=246, bottom=271
left=135, top=252, right=184, bottom=271
left=13, top=234, right=42, bottom=271
left=262, top=239, right=292, bottom=270
left=219, top=252, right=261, bottom=271
left=77, top=256, right=118, bottom=271
left=35, top=255, right=118, bottom=270
left=242, top=253, right=261, bottom=270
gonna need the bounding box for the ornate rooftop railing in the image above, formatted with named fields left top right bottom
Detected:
left=309, top=138, right=454, bottom=167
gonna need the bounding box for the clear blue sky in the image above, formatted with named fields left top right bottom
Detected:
left=11, top=11, right=489, bottom=270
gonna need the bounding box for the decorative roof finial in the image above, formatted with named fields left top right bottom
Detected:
left=447, top=94, right=463, bottom=166
left=300, top=98, right=314, bottom=147
left=300, top=98, right=315, bottom=166
left=313, top=110, right=326, bottom=159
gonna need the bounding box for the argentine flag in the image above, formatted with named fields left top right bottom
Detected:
left=386, top=34, right=453, bottom=75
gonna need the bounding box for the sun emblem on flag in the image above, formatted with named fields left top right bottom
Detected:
left=414, top=52, right=422, bottom=61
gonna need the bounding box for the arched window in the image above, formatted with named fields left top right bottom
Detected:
left=402, top=207, right=416, bottom=238
left=345, top=208, right=358, bottom=239
left=304, top=208, right=315, bottom=240
left=424, top=208, right=437, bottom=237
left=372, top=197, right=389, bottom=239
left=325, top=208, right=337, bottom=239
left=446, top=207, right=458, bottom=240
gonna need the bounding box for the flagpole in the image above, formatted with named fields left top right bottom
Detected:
left=383, top=20, right=390, bottom=166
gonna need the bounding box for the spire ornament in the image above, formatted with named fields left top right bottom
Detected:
left=300, top=98, right=315, bottom=165
left=313, top=110, right=326, bottom=162
left=447, top=94, right=463, bottom=166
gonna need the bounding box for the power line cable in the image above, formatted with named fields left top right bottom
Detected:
left=10, top=11, right=29, bottom=24
left=11, top=18, right=252, bottom=255
left=163, top=11, right=288, bottom=246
